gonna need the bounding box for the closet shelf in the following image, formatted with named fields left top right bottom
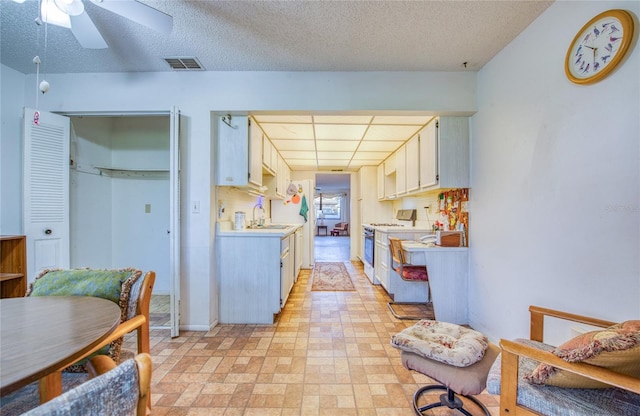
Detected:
left=91, top=166, right=170, bottom=178
left=94, top=166, right=169, bottom=173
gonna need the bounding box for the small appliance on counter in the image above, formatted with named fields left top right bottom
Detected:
left=234, top=211, right=246, bottom=230
left=396, top=209, right=417, bottom=226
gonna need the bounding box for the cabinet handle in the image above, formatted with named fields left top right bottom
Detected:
left=44, top=229, right=52, bottom=235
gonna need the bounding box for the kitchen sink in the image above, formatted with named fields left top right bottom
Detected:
left=248, top=224, right=290, bottom=229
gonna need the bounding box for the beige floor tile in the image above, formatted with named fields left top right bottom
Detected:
left=136, top=246, right=500, bottom=415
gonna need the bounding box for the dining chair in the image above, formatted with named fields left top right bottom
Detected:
left=21, top=353, right=152, bottom=416
left=26, top=268, right=156, bottom=367
left=387, top=237, right=433, bottom=320
left=0, top=315, right=150, bottom=415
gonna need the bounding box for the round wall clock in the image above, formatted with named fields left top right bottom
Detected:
left=565, top=9, right=635, bottom=85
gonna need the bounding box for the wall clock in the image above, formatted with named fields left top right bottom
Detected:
left=565, top=9, right=635, bottom=85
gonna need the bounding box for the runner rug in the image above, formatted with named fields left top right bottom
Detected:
left=311, top=262, right=355, bottom=291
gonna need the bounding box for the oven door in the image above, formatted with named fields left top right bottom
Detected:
left=364, top=232, right=374, bottom=266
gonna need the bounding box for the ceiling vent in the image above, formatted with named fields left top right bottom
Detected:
left=164, top=57, right=204, bottom=70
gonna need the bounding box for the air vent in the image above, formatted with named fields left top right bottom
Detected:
left=164, top=57, right=204, bottom=70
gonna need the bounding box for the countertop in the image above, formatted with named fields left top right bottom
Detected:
left=216, top=221, right=302, bottom=237
left=364, top=224, right=433, bottom=233
left=402, top=241, right=468, bottom=252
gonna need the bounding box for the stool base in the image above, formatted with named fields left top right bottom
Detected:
left=413, top=384, right=490, bottom=416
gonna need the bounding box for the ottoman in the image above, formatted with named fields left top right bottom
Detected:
left=391, top=320, right=500, bottom=415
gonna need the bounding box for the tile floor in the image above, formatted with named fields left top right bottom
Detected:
left=136, top=237, right=500, bottom=415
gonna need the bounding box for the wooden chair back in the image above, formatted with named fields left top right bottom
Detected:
left=23, top=353, right=152, bottom=416
left=388, top=237, right=407, bottom=271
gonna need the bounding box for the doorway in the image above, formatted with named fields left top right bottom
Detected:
left=314, top=173, right=351, bottom=262
left=67, top=113, right=178, bottom=333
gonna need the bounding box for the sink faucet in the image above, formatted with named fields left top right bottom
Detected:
left=253, top=203, right=265, bottom=227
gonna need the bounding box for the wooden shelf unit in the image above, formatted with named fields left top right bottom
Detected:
left=1, top=235, right=27, bottom=298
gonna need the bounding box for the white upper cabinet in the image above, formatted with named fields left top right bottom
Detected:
left=405, top=134, right=420, bottom=193
left=249, top=117, right=263, bottom=188
left=377, top=164, right=385, bottom=200
left=216, top=115, right=249, bottom=186
left=419, top=120, right=438, bottom=189
left=419, top=117, right=469, bottom=191
left=262, top=135, right=276, bottom=176
left=384, top=152, right=396, bottom=175
left=395, top=145, right=407, bottom=196
left=376, top=116, right=470, bottom=199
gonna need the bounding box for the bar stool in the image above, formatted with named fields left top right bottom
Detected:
left=387, top=237, right=433, bottom=320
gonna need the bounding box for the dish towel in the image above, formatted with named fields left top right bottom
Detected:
left=299, top=195, right=309, bottom=222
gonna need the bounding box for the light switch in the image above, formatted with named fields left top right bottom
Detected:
left=192, top=200, right=200, bottom=213
left=145, top=204, right=151, bottom=213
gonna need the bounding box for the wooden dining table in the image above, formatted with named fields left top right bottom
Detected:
left=0, top=296, right=121, bottom=402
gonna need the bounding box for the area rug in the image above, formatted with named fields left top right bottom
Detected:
left=311, top=262, right=355, bottom=291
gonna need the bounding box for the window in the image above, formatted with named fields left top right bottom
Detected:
left=314, top=194, right=343, bottom=220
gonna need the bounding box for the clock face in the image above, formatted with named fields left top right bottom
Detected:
left=565, top=10, right=635, bottom=84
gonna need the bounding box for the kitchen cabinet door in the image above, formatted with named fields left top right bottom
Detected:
left=419, top=120, right=437, bottom=189
left=377, top=164, right=385, bottom=201
left=419, top=117, right=469, bottom=191
left=395, top=145, right=407, bottom=196
left=249, top=117, right=263, bottom=188
left=215, top=115, right=249, bottom=186
left=405, top=134, right=420, bottom=193
left=262, top=136, right=276, bottom=175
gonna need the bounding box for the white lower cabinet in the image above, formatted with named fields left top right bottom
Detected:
left=218, top=233, right=296, bottom=324
left=280, top=234, right=295, bottom=307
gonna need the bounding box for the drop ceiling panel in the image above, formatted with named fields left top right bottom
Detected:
left=280, top=150, right=318, bottom=159
left=252, top=113, right=446, bottom=173
left=314, top=115, right=373, bottom=124
left=254, top=115, right=313, bottom=124
left=352, top=151, right=389, bottom=160
left=364, top=125, right=422, bottom=141
left=357, top=141, right=404, bottom=152
left=287, top=159, right=318, bottom=167
left=317, top=151, right=355, bottom=159
left=260, top=123, right=314, bottom=139
left=372, top=115, right=434, bottom=125
left=315, top=124, right=367, bottom=140
left=316, top=141, right=359, bottom=151
left=272, top=139, right=316, bottom=151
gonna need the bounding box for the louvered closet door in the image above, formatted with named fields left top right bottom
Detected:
left=23, top=108, right=70, bottom=281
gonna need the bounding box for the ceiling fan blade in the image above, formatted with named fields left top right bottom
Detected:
left=70, top=12, right=108, bottom=49
left=91, top=0, right=173, bottom=34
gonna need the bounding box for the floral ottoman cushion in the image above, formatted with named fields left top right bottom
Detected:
left=391, top=320, right=488, bottom=367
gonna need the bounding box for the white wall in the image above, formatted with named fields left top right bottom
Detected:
left=470, top=0, right=640, bottom=343
left=0, top=65, right=26, bottom=235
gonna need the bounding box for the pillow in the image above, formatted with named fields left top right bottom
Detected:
left=526, top=320, right=640, bottom=388
left=391, top=320, right=488, bottom=367
left=27, top=268, right=143, bottom=371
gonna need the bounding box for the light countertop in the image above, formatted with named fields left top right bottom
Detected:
left=402, top=241, right=468, bottom=252
left=216, top=221, right=302, bottom=237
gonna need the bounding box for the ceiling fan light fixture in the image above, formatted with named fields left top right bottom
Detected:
left=54, top=0, right=84, bottom=16
left=40, top=0, right=71, bottom=28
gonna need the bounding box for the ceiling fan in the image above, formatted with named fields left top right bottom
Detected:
left=34, top=0, right=173, bottom=49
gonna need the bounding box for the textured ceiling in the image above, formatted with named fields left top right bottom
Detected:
left=1, top=0, right=553, bottom=184
left=1, top=0, right=552, bottom=74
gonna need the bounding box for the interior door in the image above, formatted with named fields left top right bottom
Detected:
left=169, top=107, right=181, bottom=338
left=22, top=108, right=71, bottom=279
